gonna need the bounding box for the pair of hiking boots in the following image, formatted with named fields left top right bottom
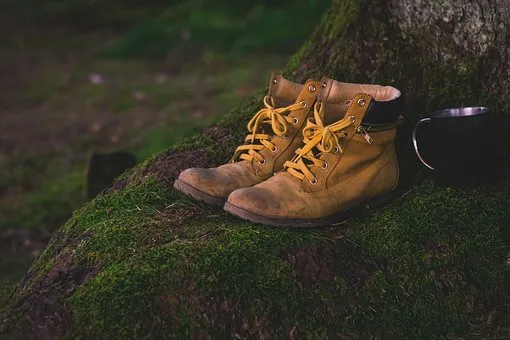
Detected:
left=174, top=73, right=403, bottom=227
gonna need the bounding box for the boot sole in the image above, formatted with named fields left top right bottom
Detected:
left=224, top=189, right=400, bottom=228
left=173, top=179, right=226, bottom=206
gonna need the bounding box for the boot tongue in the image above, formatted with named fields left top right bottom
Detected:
left=267, top=72, right=303, bottom=108
left=318, top=77, right=400, bottom=124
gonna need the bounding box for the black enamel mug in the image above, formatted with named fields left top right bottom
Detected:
left=412, top=107, right=492, bottom=186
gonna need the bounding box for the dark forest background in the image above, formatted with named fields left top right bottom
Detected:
left=0, top=0, right=329, bottom=303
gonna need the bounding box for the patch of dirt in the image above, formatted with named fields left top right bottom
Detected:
left=285, top=240, right=380, bottom=290
left=200, top=125, right=236, bottom=145
left=105, top=148, right=215, bottom=195
left=45, top=231, right=94, bottom=260
left=0, top=252, right=100, bottom=339
left=149, top=237, right=381, bottom=339
left=155, top=288, right=253, bottom=339
left=142, top=149, right=216, bottom=185
left=153, top=269, right=277, bottom=340
left=0, top=227, right=98, bottom=338
left=105, top=125, right=235, bottom=193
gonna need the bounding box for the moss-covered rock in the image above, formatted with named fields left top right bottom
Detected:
left=2, top=0, right=509, bottom=338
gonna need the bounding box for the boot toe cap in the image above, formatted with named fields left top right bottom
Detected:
left=177, top=168, right=226, bottom=198
left=177, top=168, right=202, bottom=186
left=178, top=166, right=252, bottom=198
left=227, top=187, right=282, bottom=217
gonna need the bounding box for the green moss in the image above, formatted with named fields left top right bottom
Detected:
left=284, top=0, right=360, bottom=78
left=37, top=179, right=505, bottom=338
left=35, top=179, right=334, bottom=338
left=344, top=181, right=510, bottom=338
left=44, top=178, right=502, bottom=338
left=59, top=181, right=306, bottom=337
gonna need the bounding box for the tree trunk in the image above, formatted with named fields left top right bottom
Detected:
left=2, top=0, right=509, bottom=338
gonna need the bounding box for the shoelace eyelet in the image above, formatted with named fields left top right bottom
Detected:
left=293, top=117, right=299, bottom=124
left=270, top=146, right=278, bottom=153
left=300, top=101, right=307, bottom=108
left=357, top=98, right=366, bottom=106
left=258, top=159, right=266, bottom=165
left=310, top=178, right=318, bottom=185
left=321, top=162, right=328, bottom=170
left=333, top=146, right=340, bottom=153
left=348, top=115, right=356, bottom=123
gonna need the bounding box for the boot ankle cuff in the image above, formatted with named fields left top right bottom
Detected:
left=363, top=95, right=404, bottom=125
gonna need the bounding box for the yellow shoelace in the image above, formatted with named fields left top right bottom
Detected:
left=231, top=95, right=305, bottom=164
left=284, top=102, right=355, bottom=183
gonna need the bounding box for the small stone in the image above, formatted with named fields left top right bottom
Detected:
left=155, top=74, right=168, bottom=84
left=88, top=73, right=104, bottom=85
left=132, top=91, right=146, bottom=101
left=110, top=134, right=120, bottom=144
left=191, top=110, right=204, bottom=118
left=90, top=121, right=102, bottom=133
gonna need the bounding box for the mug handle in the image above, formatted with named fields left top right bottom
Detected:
left=412, top=118, right=434, bottom=170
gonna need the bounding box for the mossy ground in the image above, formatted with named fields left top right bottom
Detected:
left=2, top=0, right=510, bottom=338
left=16, top=171, right=509, bottom=338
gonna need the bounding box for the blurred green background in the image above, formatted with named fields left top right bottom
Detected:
left=0, top=0, right=329, bottom=302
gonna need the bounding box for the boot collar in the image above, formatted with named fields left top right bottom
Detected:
left=318, top=77, right=403, bottom=126
left=267, top=72, right=304, bottom=108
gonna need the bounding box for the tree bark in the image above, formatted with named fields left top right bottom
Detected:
left=2, top=0, right=509, bottom=339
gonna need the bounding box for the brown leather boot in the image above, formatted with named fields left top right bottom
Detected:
left=174, top=73, right=320, bottom=205
left=225, top=77, right=403, bottom=227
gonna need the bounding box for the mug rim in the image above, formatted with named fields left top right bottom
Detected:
left=430, top=106, right=489, bottom=118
